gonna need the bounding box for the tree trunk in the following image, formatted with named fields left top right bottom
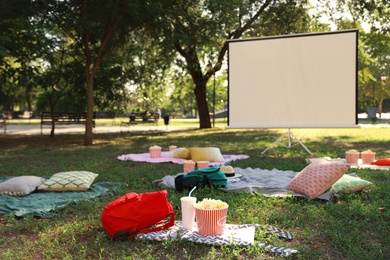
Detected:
left=80, top=0, right=120, bottom=145
left=84, top=76, right=94, bottom=145
left=50, top=115, right=55, bottom=137
left=378, top=98, right=384, bottom=117
left=49, top=99, right=55, bottom=137
left=194, top=80, right=211, bottom=128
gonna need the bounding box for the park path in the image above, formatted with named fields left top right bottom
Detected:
left=1, top=113, right=389, bottom=135
left=1, top=123, right=197, bottom=135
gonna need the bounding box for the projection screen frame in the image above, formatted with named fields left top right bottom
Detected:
left=226, top=29, right=359, bottom=129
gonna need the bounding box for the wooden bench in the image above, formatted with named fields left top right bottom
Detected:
left=121, top=112, right=160, bottom=131
left=41, top=112, right=95, bottom=134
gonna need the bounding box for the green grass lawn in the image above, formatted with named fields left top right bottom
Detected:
left=0, top=127, right=389, bottom=259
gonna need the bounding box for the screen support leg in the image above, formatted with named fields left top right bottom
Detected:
left=261, top=128, right=313, bottom=155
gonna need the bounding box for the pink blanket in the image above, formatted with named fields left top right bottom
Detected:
left=116, top=151, right=249, bottom=165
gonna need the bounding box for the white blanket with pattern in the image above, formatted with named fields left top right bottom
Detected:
left=152, top=167, right=334, bottom=201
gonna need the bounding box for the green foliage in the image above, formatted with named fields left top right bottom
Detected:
left=314, top=0, right=390, bottom=113
left=1, top=0, right=390, bottom=134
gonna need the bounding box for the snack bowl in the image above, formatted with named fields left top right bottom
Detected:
left=345, top=149, right=359, bottom=164
left=361, top=150, right=375, bottom=164
left=149, top=145, right=162, bottom=158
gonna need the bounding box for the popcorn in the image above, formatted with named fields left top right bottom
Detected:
left=361, top=149, right=374, bottom=154
left=195, top=198, right=228, bottom=210
left=150, top=145, right=161, bottom=149
left=346, top=149, right=359, bottom=154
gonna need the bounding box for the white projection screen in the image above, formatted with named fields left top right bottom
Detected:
left=227, top=29, right=359, bottom=129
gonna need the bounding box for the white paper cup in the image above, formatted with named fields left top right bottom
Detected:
left=345, top=152, right=359, bottom=164
left=361, top=153, right=375, bottom=164
left=181, top=197, right=197, bottom=231
left=183, top=161, right=196, bottom=173
left=149, top=147, right=162, bottom=158
left=197, top=161, right=209, bottom=169
left=169, top=145, right=177, bottom=151
left=195, top=206, right=228, bottom=236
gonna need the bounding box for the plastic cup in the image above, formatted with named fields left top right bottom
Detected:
left=183, top=161, right=196, bottom=173
left=197, top=161, right=209, bottom=169
left=195, top=206, right=229, bottom=236
left=180, top=197, right=197, bottom=231
left=149, top=147, right=162, bottom=158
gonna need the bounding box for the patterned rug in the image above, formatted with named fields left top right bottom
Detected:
left=136, top=221, right=298, bottom=257
left=116, top=152, right=249, bottom=165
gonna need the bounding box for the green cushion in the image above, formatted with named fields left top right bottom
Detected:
left=38, top=171, right=98, bottom=192
left=330, top=174, right=372, bottom=193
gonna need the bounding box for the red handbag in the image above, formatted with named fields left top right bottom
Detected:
left=101, top=190, right=175, bottom=240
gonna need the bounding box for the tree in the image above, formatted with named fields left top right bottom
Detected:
left=151, top=0, right=314, bottom=128
left=0, top=0, right=32, bottom=62
left=120, top=29, right=175, bottom=113
left=363, top=32, right=390, bottom=116
left=0, top=0, right=45, bottom=113
left=35, top=0, right=175, bottom=145
left=361, top=1, right=390, bottom=116
left=163, top=70, right=198, bottom=118
left=316, top=0, right=390, bottom=115
left=35, top=43, right=85, bottom=136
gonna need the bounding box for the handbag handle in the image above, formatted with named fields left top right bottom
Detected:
left=136, top=212, right=175, bottom=236
left=114, top=212, right=176, bottom=240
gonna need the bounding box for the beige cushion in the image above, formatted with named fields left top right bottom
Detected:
left=188, top=147, right=224, bottom=162
left=38, top=171, right=98, bottom=192
left=285, top=160, right=349, bottom=199
left=169, top=148, right=191, bottom=159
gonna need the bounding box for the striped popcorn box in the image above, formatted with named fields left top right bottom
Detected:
left=195, top=206, right=228, bottom=236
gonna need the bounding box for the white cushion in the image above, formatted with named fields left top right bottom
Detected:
left=0, top=176, right=46, bottom=196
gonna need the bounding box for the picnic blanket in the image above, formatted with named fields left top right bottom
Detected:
left=116, top=152, right=249, bottom=165
left=136, top=221, right=298, bottom=257
left=306, top=157, right=390, bottom=170
left=0, top=181, right=123, bottom=218
left=152, top=167, right=334, bottom=201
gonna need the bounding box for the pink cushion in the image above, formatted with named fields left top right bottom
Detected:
left=371, top=158, right=390, bottom=166
left=285, top=160, right=350, bottom=199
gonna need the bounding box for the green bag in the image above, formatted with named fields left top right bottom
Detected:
left=174, top=167, right=228, bottom=191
